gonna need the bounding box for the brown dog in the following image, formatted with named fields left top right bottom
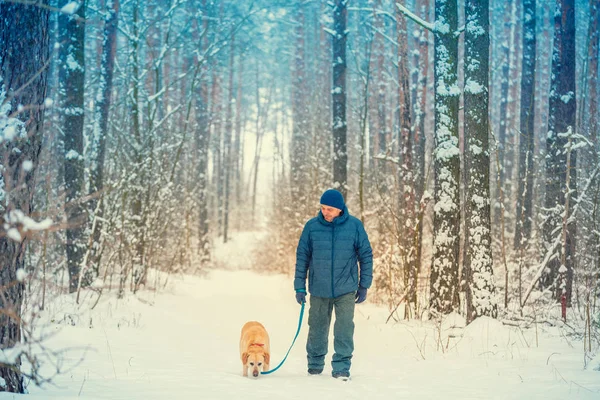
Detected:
left=240, top=321, right=271, bottom=377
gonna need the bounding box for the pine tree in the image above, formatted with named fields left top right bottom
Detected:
left=332, top=0, right=348, bottom=195
left=195, top=0, right=211, bottom=264
left=0, top=1, right=50, bottom=392
left=396, top=0, right=417, bottom=316
left=58, top=0, right=87, bottom=292
left=290, top=4, right=309, bottom=208
left=514, top=0, right=536, bottom=252
left=89, top=0, right=120, bottom=280
left=543, top=0, right=577, bottom=304
left=430, top=0, right=461, bottom=316
left=464, top=0, right=497, bottom=322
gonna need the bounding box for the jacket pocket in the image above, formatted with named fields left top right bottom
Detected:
left=345, top=255, right=358, bottom=284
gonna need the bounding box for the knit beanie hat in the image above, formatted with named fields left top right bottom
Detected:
left=320, top=189, right=345, bottom=210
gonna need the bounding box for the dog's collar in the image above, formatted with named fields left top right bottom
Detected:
left=250, top=343, right=264, bottom=347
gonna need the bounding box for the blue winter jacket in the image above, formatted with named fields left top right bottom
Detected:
left=294, top=206, right=373, bottom=298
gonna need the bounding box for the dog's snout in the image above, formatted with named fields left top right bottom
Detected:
left=253, top=370, right=259, bottom=377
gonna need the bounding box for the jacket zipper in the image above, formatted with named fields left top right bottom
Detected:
left=331, top=223, right=335, bottom=298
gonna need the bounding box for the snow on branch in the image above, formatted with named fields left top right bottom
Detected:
left=323, top=27, right=336, bottom=37
left=3, top=209, right=53, bottom=242
left=60, top=1, right=80, bottom=15
left=347, top=7, right=397, bottom=23
left=396, top=2, right=435, bottom=32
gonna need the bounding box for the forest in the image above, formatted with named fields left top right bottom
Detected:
left=0, top=0, right=598, bottom=393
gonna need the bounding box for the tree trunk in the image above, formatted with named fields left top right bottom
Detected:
left=0, top=2, right=50, bottom=392
left=543, top=0, right=577, bottom=304
left=372, top=0, right=387, bottom=177
left=223, top=36, right=235, bottom=243
left=332, top=0, right=348, bottom=196
left=317, top=0, right=332, bottom=199
left=414, top=0, right=430, bottom=312
left=195, top=0, right=211, bottom=264
left=514, top=0, right=536, bottom=251
left=464, top=0, right=496, bottom=322
left=90, top=0, right=119, bottom=282
left=505, top=0, right=521, bottom=204
left=430, top=0, right=461, bottom=316
left=585, top=0, right=600, bottom=332
left=357, top=30, right=373, bottom=223
left=291, top=6, right=309, bottom=208
left=494, top=0, right=512, bottom=227
left=495, top=42, right=509, bottom=227
left=58, top=0, right=87, bottom=292
left=234, top=53, right=244, bottom=212
left=587, top=0, right=599, bottom=165
left=128, top=0, right=147, bottom=290
left=534, top=5, right=552, bottom=229
left=396, top=0, right=416, bottom=317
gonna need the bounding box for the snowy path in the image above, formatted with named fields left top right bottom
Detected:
left=2, top=231, right=599, bottom=399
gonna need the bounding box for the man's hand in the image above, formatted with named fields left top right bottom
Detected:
left=295, top=290, right=306, bottom=304
left=355, top=286, right=367, bottom=304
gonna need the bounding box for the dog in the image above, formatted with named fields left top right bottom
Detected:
left=240, top=321, right=270, bottom=377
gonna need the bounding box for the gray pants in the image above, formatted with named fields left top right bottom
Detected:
left=306, top=292, right=355, bottom=374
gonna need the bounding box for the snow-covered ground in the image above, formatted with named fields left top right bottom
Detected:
left=2, top=231, right=599, bottom=399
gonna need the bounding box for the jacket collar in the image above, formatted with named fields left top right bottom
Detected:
left=317, top=205, right=349, bottom=226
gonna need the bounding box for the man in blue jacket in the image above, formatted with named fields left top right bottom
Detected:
left=294, top=189, right=373, bottom=380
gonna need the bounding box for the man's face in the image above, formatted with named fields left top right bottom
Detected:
left=321, top=205, right=342, bottom=222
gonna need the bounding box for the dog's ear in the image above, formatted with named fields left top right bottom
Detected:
left=264, top=352, right=270, bottom=365
left=242, top=352, right=249, bottom=364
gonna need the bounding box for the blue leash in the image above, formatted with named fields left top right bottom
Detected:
left=261, top=301, right=306, bottom=375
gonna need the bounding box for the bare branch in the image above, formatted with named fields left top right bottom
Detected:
left=521, top=164, right=600, bottom=307
left=395, top=2, right=435, bottom=32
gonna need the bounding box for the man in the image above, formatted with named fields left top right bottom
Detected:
left=294, top=189, right=373, bottom=380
